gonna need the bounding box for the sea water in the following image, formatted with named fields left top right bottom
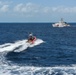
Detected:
left=0, top=23, right=76, bottom=75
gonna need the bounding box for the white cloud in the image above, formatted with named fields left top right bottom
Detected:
left=14, top=3, right=23, bottom=12
left=0, top=1, right=10, bottom=13
left=0, top=1, right=76, bottom=16
left=40, top=6, right=76, bottom=14
left=0, top=5, right=9, bottom=12
left=13, top=2, right=76, bottom=16
left=51, top=6, right=76, bottom=13
left=42, top=7, right=51, bottom=13
left=14, top=3, right=39, bottom=14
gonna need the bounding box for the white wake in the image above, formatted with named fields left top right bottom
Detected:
left=0, top=39, right=44, bottom=52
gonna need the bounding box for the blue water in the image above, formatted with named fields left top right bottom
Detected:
left=0, top=23, right=76, bottom=75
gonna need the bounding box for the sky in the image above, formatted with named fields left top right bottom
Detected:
left=0, top=0, right=76, bottom=22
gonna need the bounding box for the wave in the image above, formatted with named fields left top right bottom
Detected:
left=0, top=62, right=76, bottom=75
left=0, top=50, right=76, bottom=75
left=0, top=39, right=44, bottom=52
left=0, top=52, right=75, bottom=75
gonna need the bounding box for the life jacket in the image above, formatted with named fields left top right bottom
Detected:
left=31, top=36, right=36, bottom=44
left=28, top=36, right=36, bottom=44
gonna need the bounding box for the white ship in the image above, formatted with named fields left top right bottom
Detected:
left=52, top=18, right=70, bottom=27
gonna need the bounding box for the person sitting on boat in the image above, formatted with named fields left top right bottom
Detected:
left=27, top=33, right=36, bottom=44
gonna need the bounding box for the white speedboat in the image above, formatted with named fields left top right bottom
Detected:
left=52, top=18, right=70, bottom=27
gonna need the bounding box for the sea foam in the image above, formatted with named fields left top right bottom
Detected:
left=0, top=39, right=44, bottom=52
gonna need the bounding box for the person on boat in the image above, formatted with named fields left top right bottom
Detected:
left=28, top=33, right=36, bottom=44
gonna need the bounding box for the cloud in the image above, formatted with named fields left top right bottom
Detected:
left=0, top=1, right=10, bottom=13
left=14, top=2, right=76, bottom=15
left=0, top=1, right=76, bottom=16
left=14, top=3, right=39, bottom=14
left=51, top=6, right=76, bottom=13
left=14, top=3, right=23, bottom=12
left=0, top=5, right=9, bottom=12
left=40, top=6, right=76, bottom=14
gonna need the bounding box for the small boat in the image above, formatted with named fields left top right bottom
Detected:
left=52, top=18, right=70, bottom=27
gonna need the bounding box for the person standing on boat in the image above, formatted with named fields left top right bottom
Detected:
left=28, top=33, right=36, bottom=44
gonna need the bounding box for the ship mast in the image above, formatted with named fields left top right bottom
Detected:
left=61, top=18, right=64, bottom=23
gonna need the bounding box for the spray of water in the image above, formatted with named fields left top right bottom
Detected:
left=0, top=39, right=44, bottom=52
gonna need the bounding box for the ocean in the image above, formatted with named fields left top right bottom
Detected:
left=0, top=23, right=76, bottom=75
